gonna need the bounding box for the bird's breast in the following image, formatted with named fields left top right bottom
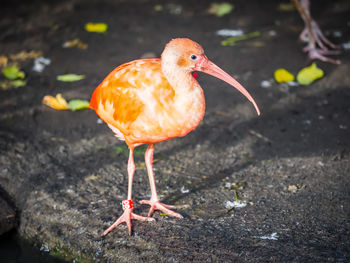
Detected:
left=130, top=82, right=205, bottom=144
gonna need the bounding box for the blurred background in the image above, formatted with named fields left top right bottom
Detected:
left=0, top=0, right=349, bottom=262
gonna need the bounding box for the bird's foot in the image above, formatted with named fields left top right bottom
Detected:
left=304, top=45, right=341, bottom=65
left=139, top=199, right=185, bottom=218
left=103, top=206, right=155, bottom=236
left=300, top=20, right=342, bottom=64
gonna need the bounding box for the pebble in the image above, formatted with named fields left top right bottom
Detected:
left=33, top=57, right=51, bottom=73
left=216, top=29, right=243, bottom=37
left=260, top=80, right=272, bottom=88
left=225, top=200, right=247, bottom=209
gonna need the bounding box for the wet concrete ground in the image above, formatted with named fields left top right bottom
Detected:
left=1, top=0, right=350, bottom=262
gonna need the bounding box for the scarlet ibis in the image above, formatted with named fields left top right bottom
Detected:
left=90, top=38, right=260, bottom=235
left=292, top=0, right=341, bottom=64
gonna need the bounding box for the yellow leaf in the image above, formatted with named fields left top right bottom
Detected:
left=274, top=68, right=295, bottom=83
left=0, top=56, right=8, bottom=67
left=85, top=23, right=108, bottom=33
left=297, top=62, right=324, bottom=85
left=9, top=50, right=43, bottom=61
left=63, top=38, right=88, bottom=49
left=42, top=93, right=69, bottom=110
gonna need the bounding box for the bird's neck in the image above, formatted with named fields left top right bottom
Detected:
left=161, top=51, right=194, bottom=92
left=161, top=63, right=205, bottom=134
left=164, top=68, right=194, bottom=92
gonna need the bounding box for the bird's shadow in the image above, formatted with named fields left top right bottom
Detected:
left=157, top=84, right=350, bottom=205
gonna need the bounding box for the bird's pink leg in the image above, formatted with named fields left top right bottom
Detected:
left=140, top=144, right=183, bottom=218
left=292, top=0, right=341, bottom=64
left=103, top=147, right=154, bottom=236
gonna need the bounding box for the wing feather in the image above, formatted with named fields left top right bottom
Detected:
left=90, top=59, right=175, bottom=143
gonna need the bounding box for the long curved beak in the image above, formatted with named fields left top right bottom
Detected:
left=194, top=56, right=260, bottom=116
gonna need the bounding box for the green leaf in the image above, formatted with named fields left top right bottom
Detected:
left=208, top=2, right=234, bottom=17
left=297, top=63, right=324, bottom=85
left=67, top=99, right=90, bottom=111
left=277, top=3, right=295, bottom=11
left=57, top=74, right=85, bottom=82
left=11, top=79, right=27, bottom=87
left=221, top=31, right=260, bottom=46
left=3, top=66, right=25, bottom=80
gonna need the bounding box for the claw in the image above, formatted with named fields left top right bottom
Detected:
left=103, top=208, right=155, bottom=236
left=307, top=47, right=341, bottom=65
left=140, top=199, right=183, bottom=218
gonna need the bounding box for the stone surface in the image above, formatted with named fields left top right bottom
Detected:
left=0, top=193, right=16, bottom=236
left=0, top=0, right=350, bottom=262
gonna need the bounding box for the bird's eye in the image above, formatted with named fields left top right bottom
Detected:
left=190, top=54, right=197, bottom=61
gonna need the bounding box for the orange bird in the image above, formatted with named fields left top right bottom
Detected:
left=90, top=38, right=260, bottom=235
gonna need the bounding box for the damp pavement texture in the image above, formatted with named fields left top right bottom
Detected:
left=1, top=0, right=350, bottom=262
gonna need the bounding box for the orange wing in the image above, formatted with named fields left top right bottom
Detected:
left=90, top=59, right=176, bottom=145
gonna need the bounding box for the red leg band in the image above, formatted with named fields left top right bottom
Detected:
left=122, top=200, right=133, bottom=210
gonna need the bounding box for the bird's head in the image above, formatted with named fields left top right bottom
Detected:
left=161, top=38, right=260, bottom=116
left=162, top=38, right=204, bottom=73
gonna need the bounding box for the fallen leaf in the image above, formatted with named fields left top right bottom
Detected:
left=221, top=31, right=260, bottom=46
left=0, top=56, right=8, bottom=67
left=42, top=94, right=69, bottom=110
left=11, top=79, right=27, bottom=87
left=208, top=2, right=234, bottom=17
left=62, top=38, right=88, bottom=49
left=85, top=22, right=108, bottom=33
left=277, top=2, right=295, bottom=11
left=3, top=66, right=25, bottom=80
left=67, top=99, right=90, bottom=111
left=274, top=68, right=295, bottom=83
left=297, top=62, right=324, bottom=85
left=57, top=74, right=85, bottom=82
left=9, top=50, right=43, bottom=61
